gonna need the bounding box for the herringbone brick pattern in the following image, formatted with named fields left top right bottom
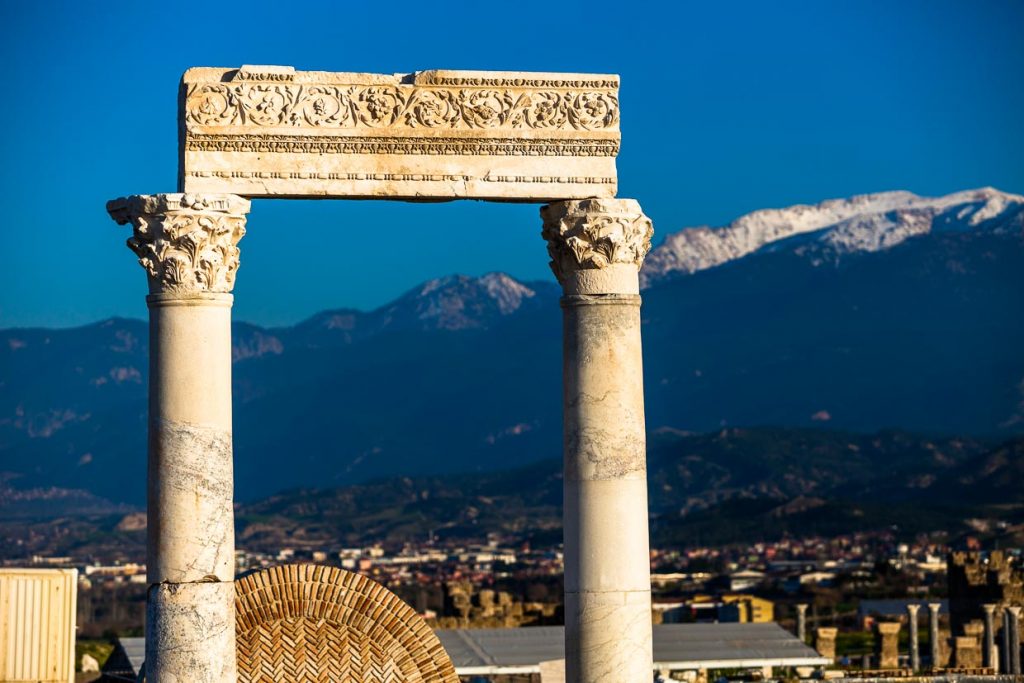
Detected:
left=235, top=564, right=459, bottom=683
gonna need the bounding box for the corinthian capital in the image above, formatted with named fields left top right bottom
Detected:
left=540, top=198, right=653, bottom=288
left=107, top=194, right=250, bottom=296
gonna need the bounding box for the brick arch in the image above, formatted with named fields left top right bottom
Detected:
left=235, top=564, right=458, bottom=682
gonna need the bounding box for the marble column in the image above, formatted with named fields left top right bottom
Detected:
left=108, top=193, right=249, bottom=683
left=907, top=603, right=920, bottom=671
left=1010, top=606, right=1022, bottom=675
left=928, top=603, right=942, bottom=670
left=541, top=198, right=654, bottom=683
left=982, top=604, right=996, bottom=671
left=797, top=604, right=808, bottom=643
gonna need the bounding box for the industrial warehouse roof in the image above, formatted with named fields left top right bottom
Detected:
left=436, top=622, right=829, bottom=675
left=115, top=623, right=827, bottom=677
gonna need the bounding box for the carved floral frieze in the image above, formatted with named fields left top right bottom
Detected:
left=185, top=83, right=619, bottom=131
left=180, top=68, right=619, bottom=199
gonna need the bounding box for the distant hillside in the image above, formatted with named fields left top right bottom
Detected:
left=4, top=428, right=1021, bottom=559
left=646, top=428, right=987, bottom=512
left=1, top=188, right=1022, bottom=505
left=926, top=438, right=1024, bottom=505
left=236, top=429, right=1023, bottom=550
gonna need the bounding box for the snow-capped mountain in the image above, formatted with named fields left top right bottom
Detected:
left=382, top=272, right=548, bottom=329
left=641, top=187, right=1024, bottom=287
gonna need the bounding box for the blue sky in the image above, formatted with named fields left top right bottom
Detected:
left=1, top=0, right=1022, bottom=327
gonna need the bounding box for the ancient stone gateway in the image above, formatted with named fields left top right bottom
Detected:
left=107, top=65, right=654, bottom=683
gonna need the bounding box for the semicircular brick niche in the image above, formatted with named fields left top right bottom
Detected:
left=234, top=563, right=459, bottom=683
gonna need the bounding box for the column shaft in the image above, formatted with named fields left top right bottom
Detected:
left=108, top=193, right=248, bottom=683
left=148, top=295, right=235, bottom=583
left=907, top=605, right=920, bottom=671
left=562, top=295, right=652, bottom=683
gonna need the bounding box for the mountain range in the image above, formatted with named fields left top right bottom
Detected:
left=1, top=187, right=1021, bottom=509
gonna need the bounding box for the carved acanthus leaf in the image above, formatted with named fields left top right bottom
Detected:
left=107, top=194, right=250, bottom=295
left=541, top=199, right=653, bottom=283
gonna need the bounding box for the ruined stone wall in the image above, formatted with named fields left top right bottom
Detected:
left=433, top=580, right=561, bottom=628
left=948, top=551, right=1024, bottom=635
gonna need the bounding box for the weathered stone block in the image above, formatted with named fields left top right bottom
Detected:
left=876, top=621, right=901, bottom=669
left=816, top=627, right=838, bottom=660
left=180, top=66, right=619, bottom=201
left=954, top=635, right=982, bottom=668
left=938, top=628, right=953, bottom=667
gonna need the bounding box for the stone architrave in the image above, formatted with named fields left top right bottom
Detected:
left=180, top=66, right=620, bottom=201
left=541, top=198, right=654, bottom=683
left=816, top=627, right=838, bottom=660
left=108, top=193, right=249, bottom=683
left=876, top=622, right=901, bottom=669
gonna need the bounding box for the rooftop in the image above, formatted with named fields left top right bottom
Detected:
left=114, top=622, right=828, bottom=677
left=437, top=622, right=828, bottom=675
